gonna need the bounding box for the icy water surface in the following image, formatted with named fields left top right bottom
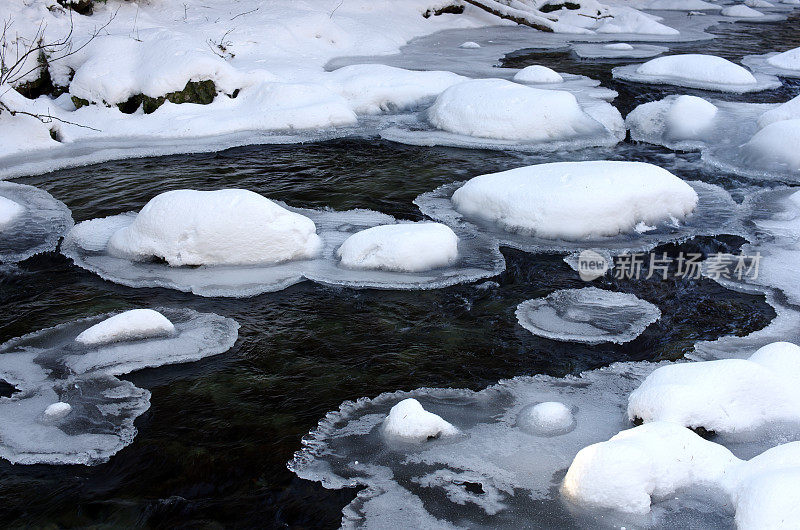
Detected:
left=1, top=12, right=799, bottom=529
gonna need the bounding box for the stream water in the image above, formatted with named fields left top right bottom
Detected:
left=1, top=11, right=799, bottom=529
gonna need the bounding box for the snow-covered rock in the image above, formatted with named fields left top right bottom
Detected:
left=628, top=342, right=800, bottom=433
left=450, top=161, right=698, bottom=240
left=745, top=0, right=774, bottom=7
left=563, top=422, right=738, bottom=514
left=572, top=42, right=668, bottom=59
left=0, top=308, right=238, bottom=464
left=459, top=41, right=481, bottom=49
left=383, top=398, right=459, bottom=442
left=605, top=43, right=634, bottom=50
left=0, top=181, right=74, bottom=263
left=427, top=79, right=604, bottom=142
left=627, top=95, right=719, bottom=147
left=337, top=223, right=458, bottom=272
left=0, top=196, right=24, bottom=228
left=742, top=119, right=800, bottom=172
left=324, top=64, right=467, bottom=115
left=613, top=54, right=779, bottom=93
left=757, top=95, right=800, bottom=128
left=107, top=189, right=323, bottom=266
left=517, top=401, right=576, bottom=436
left=512, top=65, right=564, bottom=84
left=516, top=288, right=661, bottom=344
left=666, top=95, right=719, bottom=138
left=75, top=309, right=175, bottom=345
left=721, top=4, right=765, bottom=16
left=767, top=46, right=800, bottom=70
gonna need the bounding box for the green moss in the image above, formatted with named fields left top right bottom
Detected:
left=113, top=79, right=219, bottom=114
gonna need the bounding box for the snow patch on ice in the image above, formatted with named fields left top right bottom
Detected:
left=517, top=401, right=576, bottom=436
left=0, top=196, right=24, bottom=228
left=512, top=65, right=564, bottom=84
left=75, top=309, right=175, bottom=346
left=383, top=398, right=459, bottom=442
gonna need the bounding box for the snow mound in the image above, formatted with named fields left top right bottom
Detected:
left=63, top=201, right=504, bottom=297
left=741, top=119, right=800, bottom=173
left=0, top=308, right=238, bottom=464
left=337, top=222, right=458, bottom=273
left=0, top=181, right=74, bottom=263
left=324, top=64, right=467, bottom=115
left=290, top=361, right=660, bottom=527
left=628, top=342, right=800, bottom=433
left=459, top=41, right=481, bottom=49
left=449, top=161, right=698, bottom=240
left=767, top=47, right=800, bottom=70
left=416, top=171, right=739, bottom=256
left=75, top=309, right=175, bottom=346
left=721, top=4, right=765, bottom=16
left=627, top=94, right=719, bottom=149
left=426, top=78, right=607, bottom=141
left=757, top=95, right=800, bottom=128
left=512, top=65, right=564, bottom=84
left=745, top=0, right=774, bottom=6
left=516, top=288, right=661, bottom=344
left=0, top=196, right=24, bottom=228
left=107, top=189, right=323, bottom=266
left=517, top=401, right=576, bottom=436
left=613, top=54, right=780, bottom=93
left=383, top=398, right=459, bottom=442
left=572, top=42, right=668, bottom=59
left=563, top=422, right=738, bottom=514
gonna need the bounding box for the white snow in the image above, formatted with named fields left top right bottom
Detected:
left=75, top=309, right=175, bottom=346
left=757, top=95, right=800, bottom=128
left=459, top=41, right=481, bottom=49
left=512, top=65, right=564, bottom=84
left=516, top=288, right=661, bottom=344
left=605, top=43, right=634, bottom=50
left=613, top=54, right=780, bottom=93
left=517, top=401, right=575, bottom=436
left=337, top=223, right=459, bottom=273
left=627, top=95, right=719, bottom=147
left=745, top=0, right=774, bottom=6
left=721, top=4, right=765, bottom=16
left=107, top=189, right=323, bottom=266
left=572, top=42, right=668, bottom=59
left=427, top=79, right=604, bottom=142
left=323, top=64, right=467, bottom=115
left=767, top=46, right=800, bottom=70
left=563, top=422, right=738, bottom=514
left=450, top=161, right=698, bottom=240
left=0, top=196, right=24, bottom=228
left=628, top=342, right=800, bottom=433
left=382, top=398, right=459, bottom=442
left=666, top=95, right=719, bottom=138
left=43, top=402, right=72, bottom=420
left=742, top=119, right=800, bottom=172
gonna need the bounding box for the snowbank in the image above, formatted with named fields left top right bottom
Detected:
left=107, top=189, right=323, bottom=266
left=450, top=161, right=698, bottom=240
left=324, top=64, right=467, bottom=115
left=512, top=65, right=564, bottom=84
left=516, top=288, right=661, bottom=344
left=337, top=223, right=458, bottom=272
left=0, top=181, right=74, bottom=263
left=75, top=309, right=175, bottom=345
left=427, top=79, right=604, bottom=142
left=721, top=4, right=765, bottom=16
left=628, top=342, right=800, bottom=433
left=742, top=119, right=800, bottom=172
left=613, top=54, right=780, bottom=93
left=517, top=401, right=576, bottom=436
left=383, top=398, right=459, bottom=442
left=0, top=308, right=238, bottom=464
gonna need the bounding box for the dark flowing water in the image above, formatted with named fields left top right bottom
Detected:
left=1, top=12, right=799, bottom=529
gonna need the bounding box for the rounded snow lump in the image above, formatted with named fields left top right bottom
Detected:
left=459, top=41, right=481, bottom=49
left=337, top=223, right=458, bottom=272
left=743, top=119, right=800, bottom=171
left=107, top=189, right=323, bottom=266
left=451, top=161, right=699, bottom=240
left=767, top=47, right=800, bottom=71
left=605, top=43, right=634, bottom=50
left=0, top=196, right=24, bottom=228
left=721, top=4, right=764, bottom=16
left=666, top=95, right=718, bottom=139
left=517, top=401, right=575, bottom=436
left=75, top=309, right=176, bottom=345
left=383, top=398, right=459, bottom=442
left=513, top=65, right=564, bottom=84
left=636, top=54, right=757, bottom=86
left=427, top=78, right=601, bottom=141
left=43, top=402, right=72, bottom=420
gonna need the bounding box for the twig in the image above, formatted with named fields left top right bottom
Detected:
left=230, top=7, right=259, bottom=21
